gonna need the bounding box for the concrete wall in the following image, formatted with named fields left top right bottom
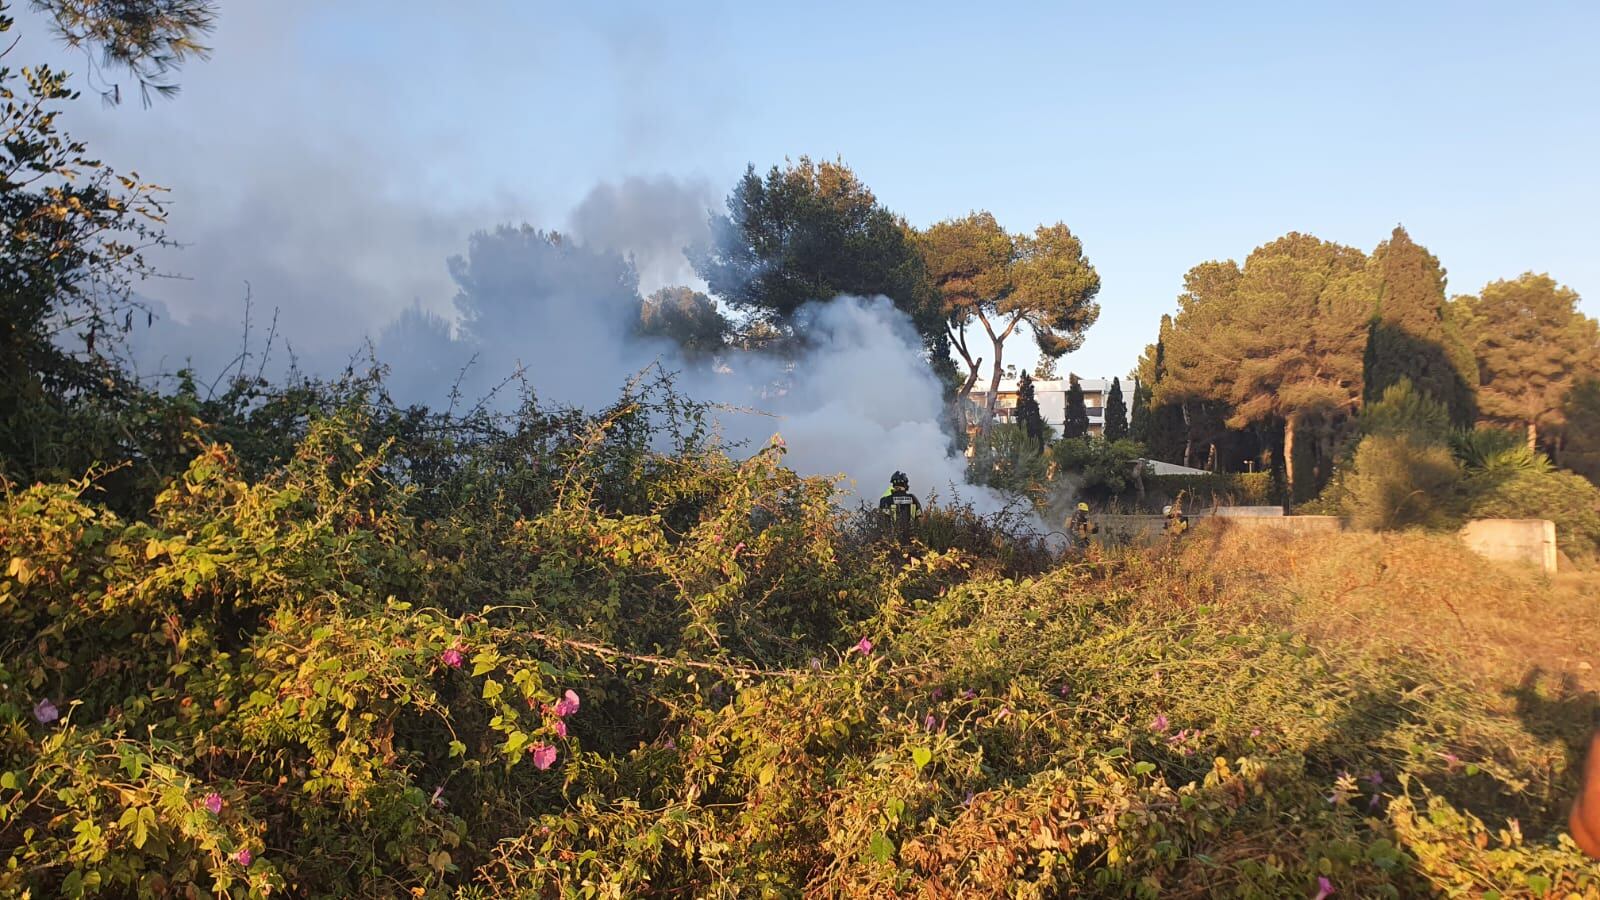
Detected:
left=1210, top=506, right=1286, bottom=518
left=1089, top=513, right=1343, bottom=545
left=1458, top=519, right=1557, bottom=574
left=1211, top=515, right=1343, bottom=535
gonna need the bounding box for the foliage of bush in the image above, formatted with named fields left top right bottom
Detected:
left=965, top=423, right=1050, bottom=500
left=1144, top=472, right=1277, bottom=508
left=5, top=380, right=1598, bottom=896
left=1339, top=434, right=1463, bottom=530
left=1050, top=436, right=1145, bottom=501
left=1464, top=467, right=1600, bottom=562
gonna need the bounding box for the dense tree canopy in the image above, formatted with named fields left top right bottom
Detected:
left=692, top=158, right=942, bottom=357
left=637, top=286, right=730, bottom=360
left=450, top=226, right=641, bottom=345
left=1158, top=233, right=1371, bottom=499
left=1362, top=226, right=1476, bottom=427
left=1458, top=273, right=1599, bottom=450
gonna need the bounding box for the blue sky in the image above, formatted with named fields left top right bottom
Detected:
left=18, top=0, right=1600, bottom=381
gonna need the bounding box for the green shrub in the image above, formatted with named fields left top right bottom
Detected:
left=1340, top=434, right=1463, bottom=530
left=1051, top=436, right=1145, bottom=500
left=1465, top=467, right=1600, bottom=561
left=1145, top=471, right=1277, bottom=508
left=966, top=423, right=1050, bottom=498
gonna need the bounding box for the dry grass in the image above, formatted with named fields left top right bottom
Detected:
left=1180, top=524, right=1600, bottom=696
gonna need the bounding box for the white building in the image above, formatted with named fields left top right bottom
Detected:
left=968, top=376, right=1128, bottom=438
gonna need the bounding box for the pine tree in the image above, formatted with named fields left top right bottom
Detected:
left=1362, top=226, right=1477, bottom=427
left=1158, top=234, right=1370, bottom=501
left=1459, top=273, right=1600, bottom=451
left=1064, top=374, right=1090, bottom=439
left=1015, top=370, right=1047, bottom=449
left=1103, top=376, right=1129, bottom=440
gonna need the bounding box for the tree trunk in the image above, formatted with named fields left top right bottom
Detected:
left=1181, top=403, right=1194, bottom=468
left=1527, top=420, right=1538, bottom=453
left=985, top=351, right=1005, bottom=422
left=978, top=312, right=1023, bottom=434
left=1283, top=412, right=1300, bottom=506
left=951, top=360, right=983, bottom=446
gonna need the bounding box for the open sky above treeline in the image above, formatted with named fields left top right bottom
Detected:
left=17, top=0, right=1599, bottom=381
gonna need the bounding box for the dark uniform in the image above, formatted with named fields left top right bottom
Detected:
left=878, top=471, right=922, bottom=546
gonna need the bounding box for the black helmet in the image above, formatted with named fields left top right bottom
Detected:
left=890, top=471, right=909, bottom=489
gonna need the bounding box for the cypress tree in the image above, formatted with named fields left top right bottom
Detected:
left=1129, top=378, right=1152, bottom=441
left=1015, top=370, right=1047, bottom=450
left=1064, top=374, right=1090, bottom=439
left=1362, top=226, right=1477, bottom=427
left=1103, top=376, right=1129, bottom=440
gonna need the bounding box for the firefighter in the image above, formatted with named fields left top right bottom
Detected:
left=1163, top=492, right=1189, bottom=537
left=1068, top=501, right=1096, bottom=548
left=878, top=471, right=922, bottom=546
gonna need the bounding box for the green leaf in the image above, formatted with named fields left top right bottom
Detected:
left=504, top=731, right=528, bottom=757
left=482, top=678, right=504, bottom=701
left=1134, top=761, right=1156, bottom=775
left=911, top=746, right=932, bottom=771
left=1524, top=874, right=1552, bottom=893
left=0, top=771, right=21, bottom=790
left=448, top=740, right=466, bottom=758
left=868, top=831, right=895, bottom=863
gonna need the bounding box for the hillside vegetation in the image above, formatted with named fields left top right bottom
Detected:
left=4, top=387, right=1598, bottom=898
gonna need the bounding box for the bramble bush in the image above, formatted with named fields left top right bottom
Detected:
left=3, top=380, right=1599, bottom=897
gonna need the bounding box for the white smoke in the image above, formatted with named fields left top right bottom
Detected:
left=707, top=296, right=978, bottom=506
left=121, top=179, right=1003, bottom=512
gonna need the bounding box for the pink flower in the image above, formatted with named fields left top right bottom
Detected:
left=552, top=689, right=580, bottom=718
left=923, top=714, right=937, bottom=730
left=960, top=689, right=976, bottom=700
left=203, top=792, right=223, bottom=815
left=1250, top=728, right=1262, bottom=738
left=234, top=848, right=253, bottom=867
left=854, top=637, right=873, bottom=655
left=731, top=541, right=746, bottom=556
left=32, top=698, right=59, bottom=725
left=1150, top=714, right=1169, bottom=734
left=440, top=647, right=465, bottom=669
left=1312, top=875, right=1334, bottom=899
left=553, top=719, right=568, bottom=738
left=530, top=743, right=558, bottom=770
